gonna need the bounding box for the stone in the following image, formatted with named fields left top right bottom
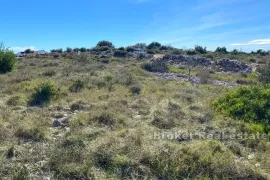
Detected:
left=52, top=120, right=63, bottom=127
left=217, top=58, right=252, bottom=73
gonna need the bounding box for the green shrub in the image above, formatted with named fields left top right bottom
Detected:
left=15, top=127, right=45, bottom=142
left=92, top=112, right=116, bottom=127
left=66, top=47, right=73, bottom=53
left=97, top=40, right=114, bottom=48
left=126, top=46, right=136, bottom=52
left=29, top=81, right=58, bottom=106
left=195, top=45, right=207, bottom=54
left=114, top=50, right=127, bottom=57
left=6, top=95, right=24, bottom=106
left=197, top=70, right=210, bottom=84
left=186, top=49, right=196, bottom=55
left=213, top=85, right=270, bottom=125
left=12, top=166, right=29, bottom=180
left=147, top=42, right=161, bottom=49
left=42, top=69, right=56, bottom=76
left=0, top=46, right=17, bottom=74
left=129, top=86, right=141, bottom=95
left=141, top=61, right=168, bottom=73
left=215, top=46, right=227, bottom=53
left=93, top=46, right=110, bottom=51
left=69, top=79, right=85, bottom=93
left=80, top=47, right=87, bottom=52
left=257, top=64, right=270, bottom=83
left=24, top=49, right=34, bottom=54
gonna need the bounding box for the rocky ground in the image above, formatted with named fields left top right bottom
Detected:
left=152, top=72, right=239, bottom=86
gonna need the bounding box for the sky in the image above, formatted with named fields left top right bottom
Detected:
left=1, top=0, right=270, bottom=52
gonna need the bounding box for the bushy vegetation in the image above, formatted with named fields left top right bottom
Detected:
left=215, top=46, right=228, bottom=53
left=1, top=41, right=270, bottom=179
left=24, top=49, right=34, bottom=54
left=147, top=42, right=161, bottom=49
left=257, top=64, right=270, bottom=83
left=0, top=44, right=17, bottom=73
left=114, top=50, right=127, bottom=57
left=141, top=61, right=168, bottom=72
left=29, top=81, right=58, bottom=106
left=195, top=45, right=207, bottom=54
left=97, top=40, right=114, bottom=48
left=213, top=85, right=270, bottom=125
left=69, top=79, right=85, bottom=92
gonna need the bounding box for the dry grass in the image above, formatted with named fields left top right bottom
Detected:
left=0, top=55, right=269, bottom=179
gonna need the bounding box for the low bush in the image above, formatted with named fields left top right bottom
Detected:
left=213, top=85, right=270, bottom=126
left=69, top=80, right=85, bottom=93
left=42, top=69, right=56, bottom=77
left=0, top=45, right=17, bottom=73
left=141, top=61, right=168, bottom=73
left=257, top=64, right=270, bottom=83
left=29, top=81, right=58, bottom=106
left=6, top=95, right=24, bottom=106
left=129, top=86, right=141, bottom=95
left=195, top=45, right=207, bottom=54
left=197, top=70, right=210, bottom=84
left=186, top=49, right=196, bottom=55
left=114, top=50, right=127, bottom=57
left=15, top=127, right=45, bottom=142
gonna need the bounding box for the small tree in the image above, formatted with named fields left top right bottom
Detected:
left=73, top=48, right=80, bottom=52
left=56, top=48, right=63, bottom=53
left=80, top=47, right=87, bottom=52
left=118, top=47, right=125, bottom=51
left=195, top=45, right=207, bottom=54
left=231, top=49, right=239, bottom=54
left=134, top=43, right=147, bottom=49
left=147, top=42, right=161, bottom=49
left=97, top=40, right=114, bottom=48
left=126, top=46, right=136, bottom=52
left=215, top=47, right=227, bottom=53
left=0, top=43, right=17, bottom=73
left=25, top=49, right=34, bottom=54
left=66, top=47, right=73, bottom=53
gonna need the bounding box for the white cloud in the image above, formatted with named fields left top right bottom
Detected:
left=9, top=46, right=36, bottom=52
left=230, top=39, right=270, bottom=46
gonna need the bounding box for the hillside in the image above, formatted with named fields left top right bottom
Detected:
left=0, top=42, right=270, bottom=179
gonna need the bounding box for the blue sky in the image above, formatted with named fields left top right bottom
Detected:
left=1, top=0, right=270, bottom=52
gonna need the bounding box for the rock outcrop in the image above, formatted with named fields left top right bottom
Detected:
left=216, top=59, right=252, bottom=73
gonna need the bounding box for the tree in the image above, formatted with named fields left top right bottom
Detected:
left=186, top=49, right=196, bottom=55
left=56, top=49, right=63, bottom=53
left=257, top=49, right=267, bottom=56
left=0, top=43, right=17, bottom=73
left=134, top=43, right=147, bottom=49
left=80, top=47, right=87, bottom=52
left=215, top=47, right=227, bottom=53
left=73, top=48, right=80, bottom=52
left=114, top=50, right=127, bottom=57
left=231, top=49, right=239, bottom=54
left=25, top=49, right=33, bottom=54
left=118, top=47, right=125, bottom=51
left=66, top=47, right=73, bottom=53
left=195, top=45, right=207, bottom=54
left=97, top=40, right=114, bottom=48
left=126, top=46, right=136, bottom=52
left=147, top=42, right=161, bottom=49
